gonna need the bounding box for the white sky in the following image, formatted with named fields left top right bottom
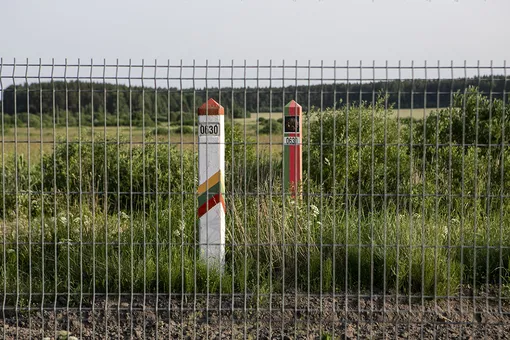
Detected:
left=1, top=0, right=509, bottom=66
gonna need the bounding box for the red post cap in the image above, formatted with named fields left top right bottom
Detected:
left=285, top=100, right=302, bottom=116
left=198, top=98, right=224, bottom=116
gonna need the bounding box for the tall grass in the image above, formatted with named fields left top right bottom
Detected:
left=3, top=187, right=509, bottom=307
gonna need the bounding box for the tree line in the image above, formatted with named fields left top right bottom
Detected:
left=1, top=76, right=507, bottom=126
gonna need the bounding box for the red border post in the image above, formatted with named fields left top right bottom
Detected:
left=283, top=100, right=302, bottom=197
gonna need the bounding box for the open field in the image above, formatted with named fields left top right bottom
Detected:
left=392, top=107, right=437, bottom=118
left=0, top=106, right=477, bottom=174
left=243, top=108, right=437, bottom=123
left=0, top=124, right=285, bottom=163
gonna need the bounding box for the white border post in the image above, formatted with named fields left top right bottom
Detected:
left=197, top=98, right=226, bottom=269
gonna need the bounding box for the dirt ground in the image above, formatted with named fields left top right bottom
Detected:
left=1, top=289, right=510, bottom=339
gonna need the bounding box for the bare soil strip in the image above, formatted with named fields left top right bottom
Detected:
left=2, top=291, right=509, bottom=339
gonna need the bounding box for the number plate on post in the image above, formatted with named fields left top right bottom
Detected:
left=199, top=123, right=220, bottom=136
left=284, top=137, right=300, bottom=145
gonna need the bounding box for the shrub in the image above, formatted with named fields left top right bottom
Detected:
left=259, top=119, right=282, bottom=134
left=174, top=112, right=198, bottom=126
left=224, top=123, right=267, bottom=192
left=412, top=87, right=510, bottom=213
left=146, top=126, right=170, bottom=137
left=174, top=125, right=194, bottom=134
left=304, top=96, right=412, bottom=211
left=226, top=104, right=251, bottom=119
left=36, top=135, right=196, bottom=212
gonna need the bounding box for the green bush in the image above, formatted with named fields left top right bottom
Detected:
left=34, top=135, right=196, bottom=212
left=2, top=114, right=14, bottom=127
left=5, top=113, right=54, bottom=128
left=174, top=125, right=194, bottom=134
left=412, top=87, right=510, bottom=213
left=226, top=104, right=251, bottom=119
left=175, top=112, right=198, bottom=126
left=304, top=97, right=412, bottom=211
left=259, top=119, right=282, bottom=134
left=146, top=126, right=170, bottom=137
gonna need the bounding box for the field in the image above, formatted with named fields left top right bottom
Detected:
left=0, top=108, right=434, bottom=163
left=0, top=122, right=284, bottom=164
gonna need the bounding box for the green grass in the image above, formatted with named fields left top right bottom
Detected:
left=2, top=187, right=508, bottom=307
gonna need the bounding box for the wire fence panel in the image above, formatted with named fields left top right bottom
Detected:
left=1, top=59, right=510, bottom=339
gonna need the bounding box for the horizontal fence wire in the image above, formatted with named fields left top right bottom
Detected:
left=1, top=59, right=510, bottom=339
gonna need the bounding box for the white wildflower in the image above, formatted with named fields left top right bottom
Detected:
left=174, top=221, right=186, bottom=239
left=310, top=204, right=319, bottom=218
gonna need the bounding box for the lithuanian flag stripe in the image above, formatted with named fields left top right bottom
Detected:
left=197, top=170, right=225, bottom=218
left=197, top=170, right=222, bottom=195
left=198, top=193, right=226, bottom=218
left=197, top=181, right=224, bottom=207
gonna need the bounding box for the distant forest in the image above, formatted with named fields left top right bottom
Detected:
left=1, top=76, right=508, bottom=126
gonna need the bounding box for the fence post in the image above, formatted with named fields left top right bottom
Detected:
left=283, top=100, right=303, bottom=197
left=197, top=98, right=226, bottom=268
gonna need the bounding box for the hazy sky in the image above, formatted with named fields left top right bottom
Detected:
left=1, top=0, right=509, bottom=66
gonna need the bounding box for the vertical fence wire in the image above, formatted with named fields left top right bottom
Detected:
left=0, top=57, right=5, bottom=340
left=500, top=60, right=508, bottom=316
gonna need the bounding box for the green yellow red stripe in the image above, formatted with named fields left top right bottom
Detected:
left=198, top=193, right=226, bottom=218
left=198, top=170, right=222, bottom=195
left=197, top=170, right=225, bottom=217
left=198, top=181, right=225, bottom=207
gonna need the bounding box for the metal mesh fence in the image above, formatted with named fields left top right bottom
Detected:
left=1, top=59, right=509, bottom=339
